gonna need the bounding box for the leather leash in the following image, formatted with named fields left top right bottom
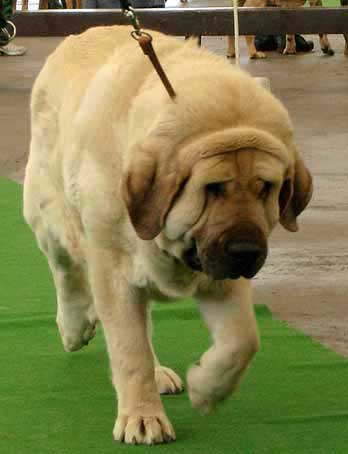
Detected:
left=120, top=0, right=176, bottom=100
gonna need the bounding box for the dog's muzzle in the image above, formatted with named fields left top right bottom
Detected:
left=185, top=223, right=268, bottom=280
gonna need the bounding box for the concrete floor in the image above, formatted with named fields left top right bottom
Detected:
left=1, top=34, right=348, bottom=355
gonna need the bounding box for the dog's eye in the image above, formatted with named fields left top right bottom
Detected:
left=206, top=182, right=225, bottom=197
left=259, top=181, right=273, bottom=200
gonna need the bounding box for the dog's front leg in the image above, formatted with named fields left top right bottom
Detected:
left=88, top=247, right=175, bottom=445
left=283, top=35, right=297, bottom=54
left=341, top=0, right=348, bottom=56
left=188, top=279, right=259, bottom=414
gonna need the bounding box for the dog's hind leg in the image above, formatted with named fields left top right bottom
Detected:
left=25, top=191, right=97, bottom=352
left=309, top=0, right=334, bottom=55
left=24, top=84, right=97, bottom=352
left=42, top=221, right=97, bottom=352
left=48, top=250, right=97, bottom=353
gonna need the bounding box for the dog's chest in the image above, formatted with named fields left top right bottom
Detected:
left=132, top=249, right=201, bottom=299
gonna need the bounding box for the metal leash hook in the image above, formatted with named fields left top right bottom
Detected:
left=120, top=0, right=176, bottom=100
left=0, top=20, right=16, bottom=44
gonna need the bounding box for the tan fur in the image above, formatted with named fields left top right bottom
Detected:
left=24, top=26, right=312, bottom=445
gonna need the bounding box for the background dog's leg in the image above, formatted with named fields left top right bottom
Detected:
left=283, top=35, right=297, bottom=54
left=187, top=280, right=259, bottom=414
left=227, top=0, right=266, bottom=59
left=184, top=35, right=202, bottom=46
left=318, top=33, right=334, bottom=55
left=244, top=0, right=266, bottom=59
left=245, top=35, right=266, bottom=59
left=227, top=35, right=266, bottom=59
left=88, top=248, right=175, bottom=445
left=146, top=306, right=184, bottom=395
left=309, top=0, right=334, bottom=55
left=341, top=0, right=348, bottom=55
left=227, top=35, right=236, bottom=58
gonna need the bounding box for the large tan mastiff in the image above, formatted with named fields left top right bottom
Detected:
left=24, top=26, right=312, bottom=445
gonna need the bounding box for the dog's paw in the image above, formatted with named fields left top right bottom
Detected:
left=57, top=316, right=97, bottom=352
left=283, top=47, right=296, bottom=55
left=61, top=322, right=97, bottom=352
left=226, top=52, right=235, bottom=59
left=187, top=363, right=217, bottom=414
left=187, top=359, right=243, bottom=415
left=56, top=302, right=98, bottom=352
left=321, top=46, right=335, bottom=56
left=155, top=366, right=184, bottom=395
left=249, top=51, right=266, bottom=59
left=113, top=413, right=176, bottom=445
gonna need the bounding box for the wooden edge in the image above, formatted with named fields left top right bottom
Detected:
left=14, top=8, right=348, bottom=37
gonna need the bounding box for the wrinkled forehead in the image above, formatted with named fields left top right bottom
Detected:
left=187, top=149, right=287, bottom=189
left=178, top=126, right=293, bottom=179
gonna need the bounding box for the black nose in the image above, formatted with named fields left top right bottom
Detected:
left=225, top=242, right=262, bottom=268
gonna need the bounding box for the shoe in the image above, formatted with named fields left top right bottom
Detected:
left=0, top=42, right=27, bottom=56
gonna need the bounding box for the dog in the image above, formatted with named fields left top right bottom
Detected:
left=23, top=25, right=312, bottom=445
left=341, top=0, right=348, bottom=56
left=227, top=0, right=334, bottom=58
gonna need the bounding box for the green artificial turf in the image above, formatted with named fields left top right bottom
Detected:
left=319, top=0, right=341, bottom=5
left=1, top=175, right=348, bottom=454
left=311, top=0, right=340, bottom=5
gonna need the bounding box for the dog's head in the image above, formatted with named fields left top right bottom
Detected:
left=122, top=125, right=312, bottom=281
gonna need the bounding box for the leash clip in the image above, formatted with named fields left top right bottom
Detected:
left=120, top=0, right=176, bottom=100
left=123, top=6, right=142, bottom=37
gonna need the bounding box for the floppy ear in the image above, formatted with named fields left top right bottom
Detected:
left=279, top=151, right=313, bottom=232
left=122, top=146, right=189, bottom=240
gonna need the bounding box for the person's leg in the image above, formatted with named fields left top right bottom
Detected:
left=1, top=0, right=13, bottom=21
left=0, top=10, right=8, bottom=29
left=0, top=0, right=26, bottom=56
left=1, top=0, right=11, bottom=32
left=0, top=3, right=14, bottom=48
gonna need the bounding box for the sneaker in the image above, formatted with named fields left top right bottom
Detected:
left=0, top=42, right=27, bottom=56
